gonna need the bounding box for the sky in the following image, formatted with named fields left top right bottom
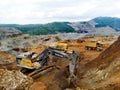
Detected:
left=0, top=0, right=120, bottom=24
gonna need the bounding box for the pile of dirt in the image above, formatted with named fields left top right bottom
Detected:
left=33, top=59, right=70, bottom=90
left=0, top=51, right=16, bottom=63
left=0, top=69, right=33, bottom=90
left=0, top=51, right=17, bottom=70
left=76, top=36, right=120, bottom=89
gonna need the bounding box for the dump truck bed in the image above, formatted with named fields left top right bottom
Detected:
left=56, top=43, right=68, bottom=49
left=86, top=42, right=97, bottom=47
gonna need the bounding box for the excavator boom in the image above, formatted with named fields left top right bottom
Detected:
left=16, top=47, right=80, bottom=83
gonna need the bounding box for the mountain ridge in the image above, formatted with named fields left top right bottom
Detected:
left=0, top=17, right=120, bottom=35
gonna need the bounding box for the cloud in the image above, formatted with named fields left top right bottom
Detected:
left=0, top=0, right=120, bottom=24
left=80, top=0, right=120, bottom=19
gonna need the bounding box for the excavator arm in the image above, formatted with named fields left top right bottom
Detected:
left=34, top=47, right=80, bottom=81
left=16, top=47, right=81, bottom=83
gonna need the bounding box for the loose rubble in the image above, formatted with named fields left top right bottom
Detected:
left=0, top=69, right=33, bottom=90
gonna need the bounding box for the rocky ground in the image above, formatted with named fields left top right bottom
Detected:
left=0, top=69, right=33, bottom=90
left=0, top=33, right=86, bottom=51
left=0, top=35, right=119, bottom=90
left=0, top=28, right=22, bottom=39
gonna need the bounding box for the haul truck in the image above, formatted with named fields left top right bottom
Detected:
left=85, top=41, right=103, bottom=51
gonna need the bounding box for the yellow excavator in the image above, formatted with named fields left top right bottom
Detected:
left=16, top=47, right=80, bottom=83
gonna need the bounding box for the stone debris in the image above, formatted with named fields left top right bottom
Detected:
left=0, top=69, right=33, bottom=90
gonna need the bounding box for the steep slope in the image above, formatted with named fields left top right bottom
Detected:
left=77, top=36, right=120, bottom=89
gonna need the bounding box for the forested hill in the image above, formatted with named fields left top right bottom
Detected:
left=0, top=22, right=75, bottom=35
left=93, top=17, right=120, bottom=31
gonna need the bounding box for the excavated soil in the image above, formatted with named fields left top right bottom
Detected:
left=29, top=36, right=115, bottom=90
left=0, top=52, right=18, bottom=70
left=0, top=36, right=117, bottom=90
left=76, top=36, right=120, bottom=89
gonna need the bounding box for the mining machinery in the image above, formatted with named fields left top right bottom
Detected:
left=16, top=47, right=80, bottom=83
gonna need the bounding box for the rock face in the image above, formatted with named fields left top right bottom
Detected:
left=0, top=69, right=33, bottom=90
left=0, top=28, right=22, bottom=39
left=77, top=36, right=120, bottom=89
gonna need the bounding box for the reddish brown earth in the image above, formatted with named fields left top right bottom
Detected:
left=31, top=82, right=47, bottom=90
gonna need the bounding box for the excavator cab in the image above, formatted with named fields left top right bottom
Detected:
left=16, top=52, right=36, bottom=69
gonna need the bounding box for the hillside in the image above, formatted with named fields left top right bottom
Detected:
left=0, top=17, right=120, bottom=36
left=93, top=17, right=120, bottom=31
left=0, top=22, right=75, bottom=35
left=70, top=17, right=120, bottom=34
